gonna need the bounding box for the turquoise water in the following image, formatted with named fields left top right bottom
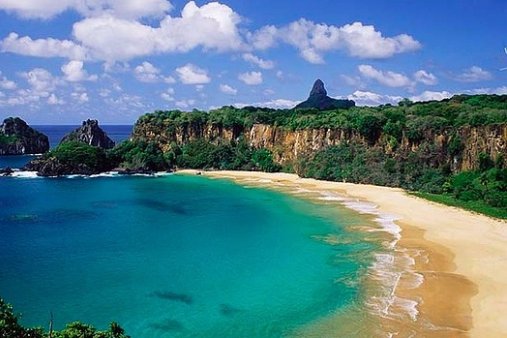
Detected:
left=0, top=175, right=376, bottom=337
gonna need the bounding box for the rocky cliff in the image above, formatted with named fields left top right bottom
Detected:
left=132, top=121, right=507, bottom=172
left=61, top=119, right=115, bottom=149
left=0, top=117, right=49, bottom=155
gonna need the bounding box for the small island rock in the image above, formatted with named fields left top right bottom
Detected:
left=0, top=117, right=50, bottom=155
left=61, top=119, right=115, bottom=149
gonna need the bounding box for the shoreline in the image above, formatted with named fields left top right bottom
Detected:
left=177, top=170, right=507, bottom=337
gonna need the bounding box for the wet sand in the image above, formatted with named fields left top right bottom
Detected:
left=178, top=170, right=506, bottom=337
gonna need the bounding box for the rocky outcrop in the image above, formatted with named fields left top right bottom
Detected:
left=61, top=119, right=115, bottom=149
left=294, top=79, right=355, bottom=110
left=0, top=117, right=49, bottom=155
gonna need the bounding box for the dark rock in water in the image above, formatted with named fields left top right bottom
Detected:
left=24, top=156, right=109, bottom=177
left=0, top=167, right=13, bottom=176
left=151, top=291, right=193, bottom=305
left=150, top=319, right=184, bottom=332
left=0, top=117, right=49, bottom=155
left=295, top=79, right=355, bottom=110
left=219, top=304, right=242, bottom=317
left=61, top=119, right=115, bottom=149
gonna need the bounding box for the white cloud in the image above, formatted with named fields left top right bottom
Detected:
left=238, top=71, right=262, bottom=85
left=0, top=71, right=16, bottom=90
left=344, top=91, right=403, bottom=106
left=61, top=60, right=97, bottom=82
left=233, top=98, right=298, bottom=109
left=71, top=91, right=89, bottom=103
left=47, top=93, right=64, bottom=105
left=414, top=70, right=437, bottom=85
left=0, top=0, right=173, bottom=20
left=219, top=84, right=237, bottom=95
left=249, top=20, right=421, bottom=63
left=242, top=53, right=274, bottom=69
left=175, top=99, right=196, bottom=109
left=1, top=33, right=87, bottom=60
left=160, top=87, right=175, bottom=101
left=134, top=61, right=160, bottom=83
left=456, top=66, right=492, bottom=82
left=358, top=64, right=413, bottom=88
left=72, top=1, right=243, bottom=62
left=410, top=90, right=452, bottom=102
left=176, top=63, right=210, bottom=85
left=21, top=68, right=58, bottom=94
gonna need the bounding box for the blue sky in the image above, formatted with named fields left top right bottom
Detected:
left=0, top=0, right=506, bottom=124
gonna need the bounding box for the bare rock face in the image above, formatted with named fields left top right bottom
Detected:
left=295, top=79, right=355, bottom=110
left=0, top=117, right=49, bottom=155
left=61, top=119, right=115, bottom=149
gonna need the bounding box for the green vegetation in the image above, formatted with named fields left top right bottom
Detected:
left=298, top=143, right=506, bottom=219
left=108, top=140, right=168, bottom=171
left=49, top=141, right=110, bottom=170
left=0, top=134, right=17, bottom=145
left=413, top=192, right=507, bottom=219
left=175, top=139, right=281, bottom=172
left=137, top=94, right=507, bottom=133
left=0, top=298, right=129, bottom=338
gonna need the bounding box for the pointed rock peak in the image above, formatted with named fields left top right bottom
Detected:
left=294, top=79, right=355, bottom=110
left=310, top=79, right=327, bottom=97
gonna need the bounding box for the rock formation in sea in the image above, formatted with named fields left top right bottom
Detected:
left=294, top=79, right=355, bottom=110
left=61, top=119, right=115, bottom=149
left=0, top=117, right=50, bottom=155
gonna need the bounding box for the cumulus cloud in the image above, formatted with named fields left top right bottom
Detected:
left=160, top=87, right=175, bottom=101
left=21, top=68, right=58, bottom=94
left=176, top=63, right=210, bottom=85
left=220, top=84, right=237, bottom=95
left=72, top=1, right=243, bottom=62
left=238, top=71, right=262, bottom=85
left=410, top=90, right=452, bottom=102
left=233, top=98, right=298, bottom=109
left=414, top=70, right=437, bottom=85
left=175, top=99, right=196, bottom=109
left=71, top=91, right=89, bottom=103
left=0, top=71, right=16, bottom=90
left=1, top=33, right=87, bottom=60
left=343, top=91, right=403, bottom=106
left=242, top=53, right=274, bottom=69
left=358, top=65, right=413, bottom=88
left=47, top=93, right=64, bottom=105
left=249, top=20, right=421, bottom=63
left=0, top=0, right=173, bottom=20
left=134, top=61, right=161, bottom=83
left=455, top=66, right=492, bottom=82
left=61, top=60, right=97, bottom=82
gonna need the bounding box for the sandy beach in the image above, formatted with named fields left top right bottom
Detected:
left=178, top=170, right=507, bottom=337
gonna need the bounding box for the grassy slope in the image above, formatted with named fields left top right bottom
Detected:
left=413, top=192, right=507, bottom=220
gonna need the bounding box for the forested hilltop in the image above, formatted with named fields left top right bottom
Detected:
left=128, top=94, right=506, bottom=218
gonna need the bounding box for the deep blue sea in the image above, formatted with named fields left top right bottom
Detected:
left=0, top=174, right=380, bottom=337
left=0, top=125, right=132, bottom=169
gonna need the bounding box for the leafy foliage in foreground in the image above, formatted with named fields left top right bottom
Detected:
left=0, top=298, right=129, bottom=338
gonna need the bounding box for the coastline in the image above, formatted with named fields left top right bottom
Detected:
left=177, top=170, right=507, bottom=337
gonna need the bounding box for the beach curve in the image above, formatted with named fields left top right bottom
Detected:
left=177, top=170, right=506, bottom=337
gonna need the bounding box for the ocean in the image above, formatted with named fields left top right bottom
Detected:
left=0, top=173, right=385, bottom=337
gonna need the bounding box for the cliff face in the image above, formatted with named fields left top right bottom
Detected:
left=132, top=121, right=507, bottom=172
left=61, top=119, right=115, bottom=149
left=0, top=117, right=49, bottom=155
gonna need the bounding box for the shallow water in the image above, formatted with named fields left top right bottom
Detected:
left=0, top=174, right=380, bottom=337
